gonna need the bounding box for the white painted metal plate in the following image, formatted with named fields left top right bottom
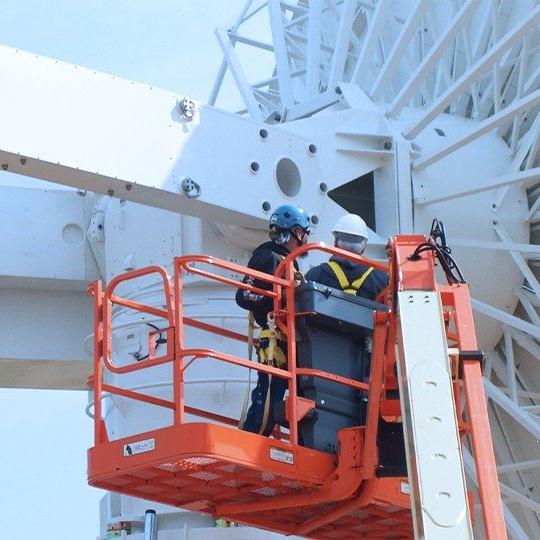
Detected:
left=269, top=447, right=294, bottom=465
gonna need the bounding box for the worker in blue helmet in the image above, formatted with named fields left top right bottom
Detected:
left=236, top=204, right=310, bottom=436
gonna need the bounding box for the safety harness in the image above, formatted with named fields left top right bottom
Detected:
left=327, top=260, right=374, bottom=295
left=239, top=251, right=290, bottom=434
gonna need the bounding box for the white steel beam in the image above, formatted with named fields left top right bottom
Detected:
left=449, top=238, right=540, bottom=257
left=215, top=28, right=264, bottom=120
left=285, top=89, right=340, bottom=120
left=503, top=328, right=518, bottom=403
left=327, top=0, right=358, bottom=90
left=498, top=460, right=540, bottom=474
left=416, top=167, right=540, bottom=206
left=414, top=89, right=540, bottom=170
left=305, top=0, right=323, bottom=98
left=509, top=329, right=540, bottom=364
left=370, top=0, right=429, bottom=98
left=0, top=46, right=326, bottom=229
left=471, top=299, right=540, bottom=339
left=269, top=0, right=296, bottom=107
left=208, top=0, right=256, bottom=106
left=404, top=6, right=540, bottom=138
left=351, top=0, right=391, bottom=87
left=517, top=293, right=540, bottom=327
left=388, top=0, right=478, bottom=117
left=500, top=483, right=540, bottom=514
left=494, top=224, right=540, bottom=298
left=463, top=449, right=529, bottom=540
left=484, top=379, right=540, bottom=441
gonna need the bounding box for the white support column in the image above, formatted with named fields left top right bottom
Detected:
left=462, top=449, right=529, bottom=540
left=472, top=298, right=540, bottom=339
left=403, top=6, right=540, bottom=138
left=208, top=0, right=255, bottom=106
left=351, top=0, right=391, bottom=87
left=503, top=328, right=519, bottom=403
left=305, top=0, right=322, bottom=99
left=388, top=0, right=478, bottom=117
left=370, top=0, right=429, bottom=99
left=215, top=28, right=263, bottom=120
left=268, top=0, right=295, bottom=108
left=494, top=224, right=540, bottom=298
left=483, top=379, right=540, bottom=441
left=397, top=291, right=473, bottom=540
left=327, top=0, right=357, bottom=90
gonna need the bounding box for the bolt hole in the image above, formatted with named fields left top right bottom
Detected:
left=310, top=215, right=319, bottom=225
left=250, top=161, right=260, bottom=173
left=262, top=201, right=271, bottom=212
left=319, top=182, right=328, bottom=193
left=308, top=143, right=317, bottom=155
left=259, top=128, right=268, bottom=140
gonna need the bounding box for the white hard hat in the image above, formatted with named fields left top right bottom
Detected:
left=332, top=214, right=369, bottom=239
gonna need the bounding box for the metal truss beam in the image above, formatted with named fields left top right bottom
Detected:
left=215, top=28, right=264, bottom=120
left=417, top=167, right=540, bottom=206
left=449, top=238, right=540, bottom=257
left=370, top=0, right=429, bottom=99
left=351, top=0, right=391, bottom=86
left=305, top=0, right=323, bottom=98
left=472, top=298, right=540, bottom=340
left=414, top=89, right=540, bottom=170
left=463, top=448, right=529, bottom=539
left=327, top=0, right=358, bottom=90
left=404, top=6, right=540, bottom=138
left=269, top=0, right=295, bottom=107
left=484, top=379, right=540, bottom=441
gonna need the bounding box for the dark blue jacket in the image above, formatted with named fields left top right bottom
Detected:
left=305, top=256, right=388, bottom=301
left=235, top=241, right=298, bottom=327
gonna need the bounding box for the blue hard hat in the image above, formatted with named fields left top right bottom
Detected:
left=269, top=204, right=310, bottom=231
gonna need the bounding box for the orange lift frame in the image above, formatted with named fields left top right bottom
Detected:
left=87, top=236, right=506, bottom=539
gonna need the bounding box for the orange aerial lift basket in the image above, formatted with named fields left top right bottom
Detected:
left=87, top=236, right=506, bottom=539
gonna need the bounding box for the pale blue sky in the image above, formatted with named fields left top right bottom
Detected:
left=0, top=1, right=257, bottom=538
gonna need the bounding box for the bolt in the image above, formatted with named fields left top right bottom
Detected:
left=1, top=163, right=8, bottom=171
left=383, top=141, right=392, bottom=150
left=335, top=86, right=343, bottom=95
left=493, top=219, right=499, bottom=225
left=274, top=112, right=281, bottom=122
left=492, top=203, right=497, bottom=209
left=107, top=189, right=114, bottom=196
left=125, top=184, right=132, bottom=191
left=20, top=158, right=27, bottom=165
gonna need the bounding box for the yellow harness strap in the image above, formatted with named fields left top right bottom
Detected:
left=327, top=261, right=374, bottom=295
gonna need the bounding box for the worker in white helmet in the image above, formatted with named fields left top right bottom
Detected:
left=305, top=214, right=388, bottom=300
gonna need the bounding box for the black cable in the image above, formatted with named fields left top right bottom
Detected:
left=134, top=322, right=167, bottom=362
left=408, top=219, right=466, bottom=285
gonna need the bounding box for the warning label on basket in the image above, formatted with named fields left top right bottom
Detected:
left=123, top=438, right=155, bottom=457
left=270, top=447, right=294, bottom=465
left=400, top=481, right=411, bottom=495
